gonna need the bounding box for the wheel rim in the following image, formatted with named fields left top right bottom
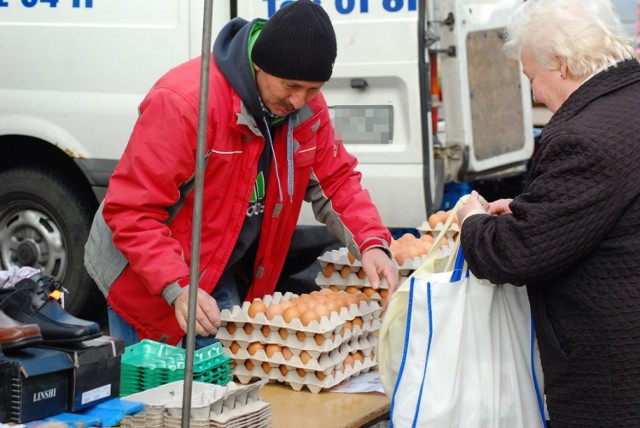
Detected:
left=0, top=206, right=67, bottom=280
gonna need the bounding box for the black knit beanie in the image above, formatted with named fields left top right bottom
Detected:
left=252, top=0, right=337, bottom=82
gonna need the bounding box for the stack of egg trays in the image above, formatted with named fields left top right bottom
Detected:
left=120, top=339, right=234, bottom=396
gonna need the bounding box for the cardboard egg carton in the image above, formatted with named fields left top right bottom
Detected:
left=234, top=352, right=378, bottom=394
left=417, top=220, right=460, bottom=237
left=219, top=292, right=381, bottom=336
left=217, top=316, right=381, bottom=357
left=123, top=379, right=268, bottom=420
left=317, top=246, right=360, bottom=268
left=223, top=333, right=377, bottom=372
left=313, top=282, right=390, bottom=303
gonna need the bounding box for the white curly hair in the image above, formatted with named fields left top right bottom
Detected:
left=503, top=0, right=635, bottom=79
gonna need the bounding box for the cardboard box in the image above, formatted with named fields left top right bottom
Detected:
left=44, top=335, right=125, bottom=411
left=0, top=347, right=73, bottom=423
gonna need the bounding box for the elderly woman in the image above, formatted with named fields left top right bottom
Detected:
left=457, top=1, right=640, bottom=427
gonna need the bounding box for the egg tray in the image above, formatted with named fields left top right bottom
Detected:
left=162, top=400, right=271, bottom=428
left=223, top=333, right=377, bottom=372
left=123, top=379, right=268, bottom=419
left=233, top=352, right=378, bottom=394
left=317, top=246, right=361, bottom=267
left=318, top=252, right=438, bottom=280
left=219, top=292, right=381, bottom=336
left=217, top=315, right=381, bottom=358
left=416, top=220, right=460, bottom=237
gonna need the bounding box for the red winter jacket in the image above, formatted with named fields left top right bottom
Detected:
left=102, top=55, right=390, bottom=345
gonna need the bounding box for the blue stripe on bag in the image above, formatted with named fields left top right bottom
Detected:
left=390, top=277, right=417, bottom=428
left=450, top=246, right=468, bottom=282
left=530, top=315, right=548, bottom=428
left=412, top=281, right=433, bottom=427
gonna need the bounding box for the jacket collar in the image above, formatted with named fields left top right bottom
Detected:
left=547, top=59, right=640, bottom=131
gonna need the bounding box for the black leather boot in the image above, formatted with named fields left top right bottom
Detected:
left=0, top=277, right=102, bottom=344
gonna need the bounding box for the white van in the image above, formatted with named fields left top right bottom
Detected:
left=0, top=0, right=533, bottom=319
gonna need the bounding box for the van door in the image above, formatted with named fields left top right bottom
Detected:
left=436, top=0, right=533, bottom=182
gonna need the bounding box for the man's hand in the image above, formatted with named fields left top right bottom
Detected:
left=173, top=287, right=221, bottom=336
left=361, top=247, right=399, bottom=308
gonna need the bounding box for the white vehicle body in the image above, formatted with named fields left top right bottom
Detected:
left=0, top=0, right=533, bottom=318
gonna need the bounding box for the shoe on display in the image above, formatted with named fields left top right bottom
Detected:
left=0, top=308, right=42, bottom=350
left=0, top=277, right=102, bottom=344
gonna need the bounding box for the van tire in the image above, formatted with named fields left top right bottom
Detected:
left=0, top=167, right=105, bottom=323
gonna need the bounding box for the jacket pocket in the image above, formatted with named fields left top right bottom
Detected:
left=294, top=141, right=316, bottom=168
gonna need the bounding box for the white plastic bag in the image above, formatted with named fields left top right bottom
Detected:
left=378, top=200, right=547, bottom=427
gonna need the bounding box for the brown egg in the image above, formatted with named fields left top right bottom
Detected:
left=420, top=234, right=434, bottom=244
left=296, top=368, right=307, bottom=378
left=247, top=342, right=264, bottom=356
left=261, top=361, right=272, bottom=374
left=280, top=300, right=294, bottom=311
left=355, top=291, right=369, bottom=302
left=282, top=306, right=300, bottom=323
left=437, top=210, right=450, bottom=224
left=322, top=263, right=336, bottom=277
left=229, top=341, right=241, bottom=355
left=278, top=328, right=289, bottom=340
left=339, top=266, right=351, bottom=279
left=344, top=354, right=355, bottom=368
left=398, top=232, right=416, bottom=243
left=314, top=333, right=325, bottom=346
left=380, top=289, right=389, bottom=300
left=282, top=347, right=294, bottom=361
left=394, top=248, right=410, bottom=266
left=362, top=287, right=377, bottom=298
left=352, top=317, right=364, bottom=330
left=226, top=322, right=237, bottom=334
left=248, top=299, right=267, bottom=318
left=299, top=350, right=312, bottom=364
left=261, top=325, right=271, bottom=338
left=243, top=323, right=254, bottom=335
left=296, top=331, right=307, bottom=342
left=324, top=300, right=340, bottom=315
left=352, top=351, right=364, bottom=365
left=347, top=251, right=356, bottom=264
left=329, top=285, right=340, bottom=292
left=357, top=268, right=367, bottom=279
left=265, top=302, right=283, bottom=320
left=265, top=344, right=282, bottom=358
left=294, top=302, right=309, bottom=314
left=341, top=320, right=353, bottom=334
left=316, top=371, right=327, bottom=381
left=314, top=303, right=331, bottom=320
left=427, top=213, right=440, bottom=229
left=300, top=309, right=320, bottom=327
left=345, top=294, right=359, bottom=308
left=305, top=299, right=318, bottom=310
left=280, top=365, right=289, bottom=376
left=244, top=360, right=254, bottom=371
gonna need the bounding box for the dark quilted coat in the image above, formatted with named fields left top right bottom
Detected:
left=461, top=59, right=640, bottom=428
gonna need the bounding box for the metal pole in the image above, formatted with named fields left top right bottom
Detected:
left=182, top=1, right=214, bottom=427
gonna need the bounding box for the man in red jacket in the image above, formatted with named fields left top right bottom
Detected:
left=93, top=0, right=398, bottom=347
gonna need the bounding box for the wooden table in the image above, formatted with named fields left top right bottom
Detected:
left=260, top=382, right=390, bottom=428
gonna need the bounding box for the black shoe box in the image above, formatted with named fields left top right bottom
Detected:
left=42, top=335, right=125, bottom=412
left=0, top=347, right=73, bottom=423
